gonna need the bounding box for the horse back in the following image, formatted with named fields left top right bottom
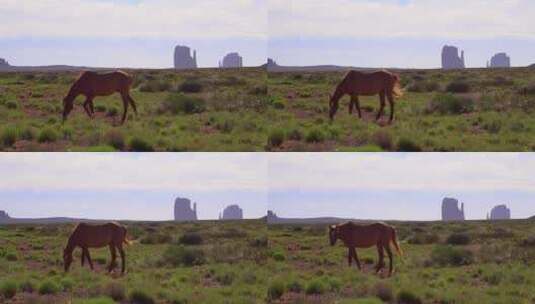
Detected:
left=339, top=222, right=391, bottom=248
left=342, top=70, right=397, bottom=95
left=71, top=222, right=125, bottom=248
left=75, top=71, right=132, bottom=96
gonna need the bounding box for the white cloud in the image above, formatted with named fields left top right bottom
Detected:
left=0, top=0, right=267, bottom=39
left=0, top=153, right=268, bottom=192
left=268, top=153, right=535, bottom=192
left=269, top=0, right=535, bottom=39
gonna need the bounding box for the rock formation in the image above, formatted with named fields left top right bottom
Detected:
left=0, top=58, right=9, bottom=67
left=219, top=204, right=243, bottom=220
left=174, top=45, right=197, bottom=70
left=219, top=52, right=243, bottom=68
left=441, top=45, right=465, bottom=70
left=267, top=210, right=278, bottom=223
left=488, top=53, right=511, bottom=68
left=0, top=210, right=10, bottom=220
left=174, top=197, right=197, bottom=222
left=441, top=197, right=465, bottom=221
left=488, top=204, right=511, bottom=220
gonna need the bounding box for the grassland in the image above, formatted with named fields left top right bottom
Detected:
left=2, top=67, right=535, bottom=151
left=267, top=220, right=535, bottom=303
left=0, top=68, right=267, bottom=151
left=268, top=67, right=535, bottom=151
left=0, top=220, right=267, bottom=303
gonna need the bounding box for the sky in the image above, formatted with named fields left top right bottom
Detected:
left=268, top=153, right=535, bottom=220
left=0, top=153, right=268, bottom=220
left=2, top=153, right=535, bottom=222
left=0, top=0, right=267, bottom=68
left=268, top=0, right=535, bottom=68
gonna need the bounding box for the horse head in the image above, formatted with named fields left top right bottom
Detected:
left=328, top=224, right=338, bottom=246
left=63, top=248, right=73, bottom=272
left=328, top=94, right=338, bottom=122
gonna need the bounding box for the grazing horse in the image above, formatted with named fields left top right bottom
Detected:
left=329, top=222, right=402, bottom=276
left=62, top=71, right=137, bottom=124
left=329, top=70, right=403, bottom=123
left=63, top=222, right=130, bottom=274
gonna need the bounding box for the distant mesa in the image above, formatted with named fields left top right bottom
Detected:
left=219, top=52, right=243, bottom=68
left=174, top=197, right=198, bottom=222
left=219, top=204, right=243, bottom=220
left=441, top=197, right=465, bottom=221
left=441, top=45, right=465, bottom=70
left=174, top=45, right=197, bottom=70
left=487, top=52, right=511, bottom=68
left=488, top=204, right=511, bottom=220
left=0, top=58, right=10, bottom=67
left=0, top=210, right=10, bottom=220
left=267, top=210, right=278, bottom=222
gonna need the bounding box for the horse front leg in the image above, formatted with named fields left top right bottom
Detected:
left=351, top=247, right=362, bottom=270
left=349, top=95, right=355, bottom=114
left=81, top=248, right=86, bottom=267
left=376, top=92, right=385, bottom=121
left=83, top=97, right=94, bottom=119
left=84, top=248, right=94, bottom=270
left=355, top=95, right=362, bottom=118
left=347, top=247, right=352, bottom=266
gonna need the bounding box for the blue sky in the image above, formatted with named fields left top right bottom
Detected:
left=269, top=0, right=535, bottom=68
left=0, top=0, right=267, bottom=68
left=0, top=153, right=268, bottom=220
left=268, top=153, right=535, bottom=220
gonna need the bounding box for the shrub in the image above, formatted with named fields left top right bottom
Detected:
left=129, top=290, right=155, bottom=304
left=5, top=252, right=17, bottom=261
left=19, top=280, right=36, bottom=293
left=287, top=279, right=303, bottom=293
left=75, top=297, right=115, bottom=304
left=482, top=119, right=502, bottom=134
left=177, top=80, right=203, bottom=93
left=305, top=128, right=326, bottom=143
left=139, top=80, right=172, bottom=92
left=178, top=232, right=203, bottom=245
left=267, top=129, right=285, bottom=148
left=305, top=279, right=327, bottom=295
left=39, top=280, right=61, bottom=295
left=272, top=251, right=285, bottom=261
left=272, top=99, right=285, bottom=109
left=1, top=126, right=18, bottom=147
left=0, top=280, right=17, bottom=299
left=129, top=136, right=154, bottom=152
left=426, top=93, right=474, bottom=115
left=445, top=81, right=471, bottom=93
left=160, top=93, right=206, bottom=115
left=373, top=282, right=393, bottom=302
left=37, top=128, right=58, bottom=143
left=518, top=83, right=535, bottom=95
left=94, top=104, right=106, bottom=112
left=104, top=281, right=126, bottom=301
left=287, top=128, right=303, bottom=141
left=19, top=126, right=35, bottom=141
left=430, top=245, right=474, bottom=267
left=161, top=245, right=205, bottom=267
left=215, top=270, right=236, bottom=286
left=407, top=81, right=440, bottom=92
left=104, top=129, right=125, bottom=150
left=60, top=278, right=74, bottom=291
left=408, top=233, right=439, bottom=245
left=446, top=233, right=471, bottom=245
left=397, top=138, right=422, bottom=152
left=372, top=130, right=393, bottom=150
left=5, top=100, right=18, bottom=109
left=267, top=280, right=285, bottom=301
left=397, top=290, right=422, bottom=304
left=140, top=233, right=172, bottom=244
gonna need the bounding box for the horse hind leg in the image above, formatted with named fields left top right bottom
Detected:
left=120, top=94, right=129, bottom=125
left=375, top=245, right=385, bottom=273
left=118, top=244, right=126, bottom=274
left=376, top=92, right=386, bottom=121
left=84, top=248, right=94, bottom=270
left=108, top=245, right=117, bottom=273
left=127, top=94, right=138, bottom=115
left=385, top=243, right=394, bottom=276
left=386, top=91, right=395, bottom=123
left=82, top=98, right=94, bottom=118
left=347, top=247, right=352, bottom=266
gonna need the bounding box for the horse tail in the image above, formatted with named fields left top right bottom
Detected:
left=391, top=74, right=403, bottom=98
left=122, top=226, right=132, bottom=245
left=390, top=227, right=403, bottom=256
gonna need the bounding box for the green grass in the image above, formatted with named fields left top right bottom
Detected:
left=267, top=219, right=535, bottom=303
left=2, top=67, right=535, bottom=151
left=0, top=220, right=267, bottom=303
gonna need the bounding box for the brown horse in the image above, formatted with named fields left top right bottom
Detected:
left=329, top=222, right=402, bottom=276
left=63, top=222, right=130, bottom=274
left=62, top=71, right=137, bottom=124
left=329, top=70, right=403, bottom=123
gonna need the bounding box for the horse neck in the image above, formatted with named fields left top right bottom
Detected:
left=66, top=83, right=81, bottom=101
left=65, top=235, right=77, bottom=254
left=332, top=84, right=345, bottom=103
